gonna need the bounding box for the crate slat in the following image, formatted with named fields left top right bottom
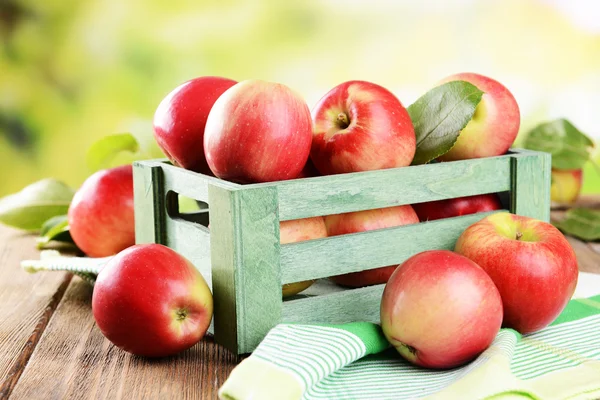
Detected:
left=511, top=151, right=551, bottom=222
left=280, top=210, right=503, bottom=284
left=163, top=217, right=212, bottom=288
left=133, top=162, right=167, bottom=244
left=208, top=185, right=283, bottom=354
left=282, top=284, right=384, bottom=324
left=259, top=156, right=512, bottom=221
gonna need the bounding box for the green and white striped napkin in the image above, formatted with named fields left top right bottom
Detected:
left=219, top=295, right=600, bottom=400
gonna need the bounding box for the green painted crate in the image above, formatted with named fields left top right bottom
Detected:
left=132, top=148, right=550, bottom=355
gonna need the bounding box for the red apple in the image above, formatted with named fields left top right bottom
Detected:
left=311, top=80, right=415, bottom=175
left=551, top=168, right=583, bottom=205
left=455, top=212, right=578, bottom=334
left=92, top=244, right=213, bottom=357
left=326, top=205, right=419, bottom=287
left=380, top=250, right=503, bottom=369
left=153, top=76, right=237, bottom=174
left=204, top=80, right=312, bottom=183
left=437, top=73, right=520, bottom=161
left=68, top=165, right=134, bottom=257
left=280, top=216, right=328, bottom=297
left=413, top=193, right=502, bottom=222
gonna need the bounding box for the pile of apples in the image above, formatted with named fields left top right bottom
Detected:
left=66, top=73, right=578, bottom=365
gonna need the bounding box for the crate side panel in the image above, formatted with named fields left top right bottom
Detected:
left=163, top=218, right=212, bottom=290
left=280, top=210, right=503, bottom=284
left=207, top=185, right=240, bottom=352
left=133, top=162, right=166, bottom=244
left=235, top=187, right=283, bottom=353
left=271, top=156, right=512, bottom=220
left=282, top=284, right=385, bottom=324
left=511, top=152, right=551, bottom=222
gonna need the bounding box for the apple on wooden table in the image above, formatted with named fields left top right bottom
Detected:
left=413, top=193, right=502, bottom=222
left=437, top=73, right=520, bottom=161
left=204, top=80, right=313, bottom=183
left=153, top=76, right=237, bottom=174
left=455, top=212, right=578, bottom=334
left=326, top=205, right=419, bottom=287
left=68, top=165, right=135, bottom=257
left=310, top=80, right=416, bottom=175
left=380, top=250, right=503, bottom=369
left=92, top=244, right=213, bottom=357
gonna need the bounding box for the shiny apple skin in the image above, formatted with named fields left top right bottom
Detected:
left=455, top=212, right=578, bottom=334
left=68, top=165, right=135, bottom=257
left=92, top=244, right=213, bottom=358
left=311, top=80, right=416, bottom=175
left=204, top=80, right=313, bottom=183
left=381, top=250, right=503, bottom=369
left=153, top=76, right=237, bottom=174
left=437, top=73, right=520, bottom=161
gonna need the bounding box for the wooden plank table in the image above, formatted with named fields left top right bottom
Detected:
left=1, top=196, right=599, bottom=399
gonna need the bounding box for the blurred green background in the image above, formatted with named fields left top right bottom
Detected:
left=1, top=0, right=599, bottom=196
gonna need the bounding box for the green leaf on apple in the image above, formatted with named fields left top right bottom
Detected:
left=408, top=81, right=483, bottom=165
left=36, top=215, right=78, bottom=250
left=554, top=208, right=600, bottom=242
left=86, top=132, right=140, bottom=172
left=0, top=179, right=74, bottom=232
left=523, top=119, right=594, bottom=170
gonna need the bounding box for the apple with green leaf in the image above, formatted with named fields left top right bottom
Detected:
left=381, top=250, right=503, bottom=369
left=436, top=73, right=520, bottom=161
left=455, top=212, right=578, bottom=334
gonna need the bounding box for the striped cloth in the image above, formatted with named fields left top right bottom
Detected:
left=219, top=295, right=600, bottom=400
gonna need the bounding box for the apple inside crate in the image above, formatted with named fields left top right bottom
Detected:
left=132, top=148, right=550, bottom=355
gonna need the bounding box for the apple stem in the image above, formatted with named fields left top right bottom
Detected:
left=516, top=231, right=523, bottom=240
left=336, top=112, right=350, bottom=129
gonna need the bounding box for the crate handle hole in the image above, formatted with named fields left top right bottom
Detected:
left=165, top=190, right=209, bottom=227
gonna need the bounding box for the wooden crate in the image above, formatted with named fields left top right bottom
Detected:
left=132, top=148, right=550, bottom=354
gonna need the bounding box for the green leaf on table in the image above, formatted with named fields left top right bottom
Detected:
left=554, top=208, right=600, bottom=241
left=408, top=81, right=484, bottom=165
left=36, top=215, right=77, bottom=249
left=523, top=119, right=594, bottom=170
left=0, top=179, right=74, bottom=232
left=86, top=132, right=139, bottom=172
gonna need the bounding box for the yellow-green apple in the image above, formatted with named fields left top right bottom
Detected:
left=68, top=165, right=134, bottom=257
left=204, top=80, right=312, bottom=183
left=326, top=205, right=419, bottom=287
left=310, top=80, right=415, bottom=175
left=437, top=73, right=520, bottom=161
left=455, top=212, right=578, bottom=334
left=551, top=168, right=583, bottom=205
left=153, top=76, right=237, bottom=174
left=92, top=244, right=213, bottom=357
left=380, top=250, right=503, bottom=369
left=413, top=193, right=502, bottom=222
left=280, top=216, right=328, bottom=297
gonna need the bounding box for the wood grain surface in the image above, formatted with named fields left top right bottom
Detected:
left=9, top=278, right=240, bottom=400
left=0, top=227, right=72, bottom=399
